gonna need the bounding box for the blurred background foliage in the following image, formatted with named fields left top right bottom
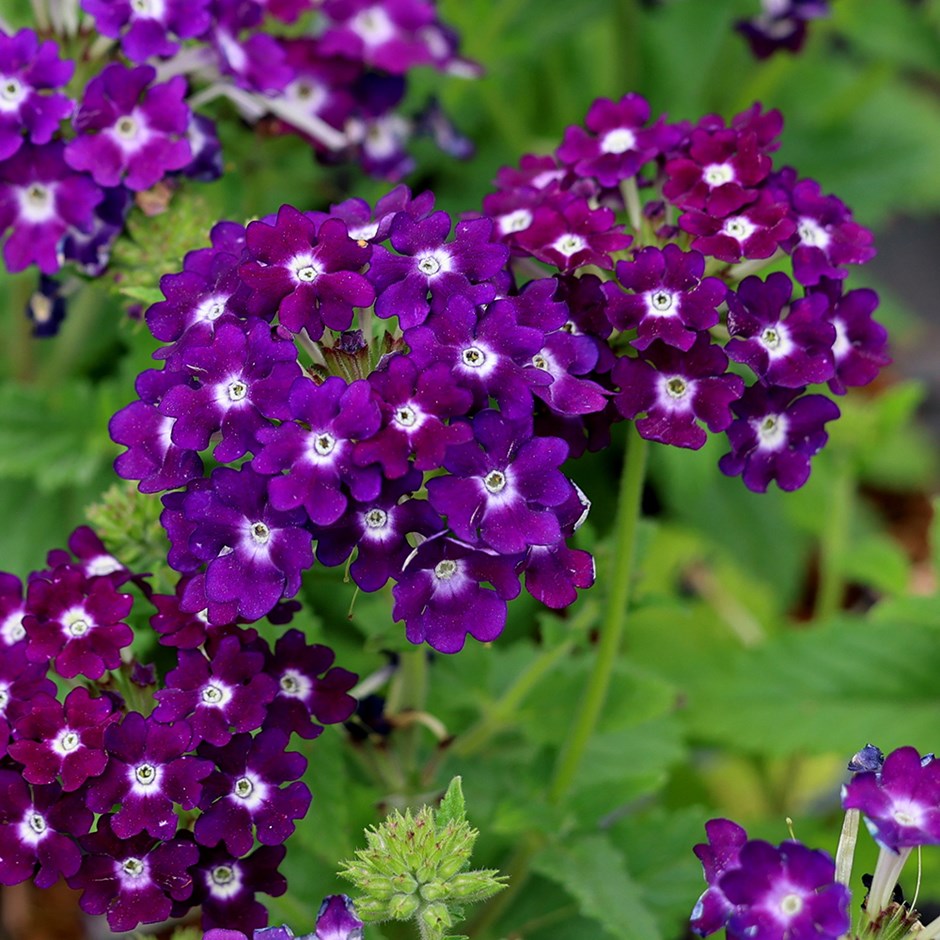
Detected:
left=2, top=0, right=940, bottom=938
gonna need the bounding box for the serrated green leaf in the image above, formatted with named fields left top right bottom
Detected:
left=533, top=833, right=662, bottom=940
left=436, top=776, right=467, bottom=828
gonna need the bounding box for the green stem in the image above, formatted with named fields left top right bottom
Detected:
left=815, top=456, right=853, bottom=622
left=388, top=649, right=430, bottom=787
left=549, top=425, right=648, bottom=804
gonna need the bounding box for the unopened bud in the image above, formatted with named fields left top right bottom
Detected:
left=388, top=893, right=420, bottom=920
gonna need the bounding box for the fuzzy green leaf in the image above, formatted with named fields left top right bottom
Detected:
left=436, top=776, right=467, bottom=828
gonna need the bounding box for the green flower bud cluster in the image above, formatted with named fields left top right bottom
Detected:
left=339, top=778, right=506, bottom=940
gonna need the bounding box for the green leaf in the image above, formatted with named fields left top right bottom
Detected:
left=436, top=776, right=467, bottom=828
left=119, top=286, right=164, bottom=306
left=533, top=832, right=662, bottom=940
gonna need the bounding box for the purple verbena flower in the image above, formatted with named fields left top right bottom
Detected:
left=68, top=815, right=199, bottom=932
left=0, top=571, right=26, bottom=648
left=427, top=409, right=571, bottom=554
left=842, top=746, right=940, bottom=849
left=315, top=895, right=364, bottom=939
left=157, top=318, right=301, bottom=463
left=195, top=729, right=310, bottom=856
left=167, top=462, right=315, bottom=624
left=23, top=564, right=133, bottom=680
left=9, top=686, right=117, bottom=791
left=0, top=141, right=102, bottom=273
left=241, top=207, right=374, bottom=339
left=153, top=634, right=278, bottom=745
left=0, top=772, right=92, bottom=888
left=392, top=536, right=521, bottom=653
left=0, top=29, right=73, bottom=161
left=718, top=384, right=840, bottom=492
left=80, top=0, right=211, bottom=62
left=605, top=245, right=726, bottom=351
left=0, top=643, right=55, bottom=758
left=66, top=63, right=192, bottom=191
left=737, top=1, right=831, bottom=59
left=726, top=273, right=835, bottom=387
left=691, top=818, right=748, bottom=936
left=613, top=336, right=744, bottom=449
left=253, top=376, right=382, bottom=526
left=60, top=183, right=132, bottom=276
left=261, top=629, right=358, bottom=739
left=84, top=711, right=212, bottom=840
left=368, top=211, right=508, bottom=328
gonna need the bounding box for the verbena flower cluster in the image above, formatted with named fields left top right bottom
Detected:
left=0, top=0, right=475, bottom=279
left=690, top=744, right=940, bottom=940
left=0, top=524, right=358, bottom=933
left=204, top=893, right=364, bottom=940
left=109, top=91, right=888, bottom=655
left=736, top=0, right=832, bottom=59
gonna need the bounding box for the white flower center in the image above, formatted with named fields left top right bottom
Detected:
left=664, top=376, right=688, bottom=400
left=0, top=77, right=25, bottom=107
left=395, top=405, right=418, bottom=428
left=86, top=554, right=122, bottom=577
left=279, top=668, right=311, bottom=699
left=130, top=0, right=165, bottom=16
left=461, top=346, right=487, bottom=368
left=64, top=611, right=91, bottom=638
left=648, top=289, right=675, bottom=314
left=196, top=296, right=227, bottom=323
left=417, top=255, right=442, bottom=276
left=134, top=763, right=158, bottom=787
left=27, top=812, right=46, bottom=835
left=122, top=857, right=146, bottom=879
left=499, top=209, right=533, bottom=235
left=115, top=116, right=139, bottom=141
left=350, top=5, right=395, bottom=45
left=1, top=612, right=25, bottom=644
left=755, top=413, right=788, bottom=450
left=779, top=893, right=803, bottom=917
left=703, top=162, right=735, bottom=187
left=722, top=216, right=756, bottom=242
left=832, top=318, right=851, bottom=361
left=434, top=559, right=459, bottom=581
left=201, top=682, right=230, bottom=707
left=295, top=264, right=319, bottom=283
left=483, top=469, right=507, bottom=494
left=211, top=864, right=235, bottom=885
left=600, top=128, right=636, bottom=154
left=364, top=508, right=388, bottom=529
left=227, top=380, right=248, bottom=402
left=760, top=327, right=782, bottom=350
left=234, top=776, right=254, bottom=799
left=797, top=217, right=831, bottom=250
left=20, top=183, right=55, bottom=224
left=56, top=729, right=81, bottom=754
left=250, top=521, right=270, bottom=545
left=313, top=432, right=336, bottom=456
left=553, top=233, right=586, bottom=257
left=532, top=353, right=549, bottom=370
left=0, top=686, right=7, bottom=711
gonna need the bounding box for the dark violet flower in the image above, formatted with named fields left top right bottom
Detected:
left=315, top=468, right=444, bottom=592
left=80, top=0, right=211, bottom=62
left=605, top=245, right=726, bottom=351
left=315, top=895, right=364, bottom=940
left=0, top=644, right=55, bottom=758
left=0, top=772, right=92, bottom=888
left=66, top=63, right=192, bottom=191
left=254, top=376, right=382, bottom=526
left=842, top=746, right=940, bottom=849
left=613, top=337, right=744, bottom=450
left=737, top=0, right=831, bottom=59
left=261, top=629, right=358, bottom=739
left=26, top=273, right=67, bottom=336
left=149, top=580, right=212, bottom=649
left=0, top=141, right=102, bottom=274
left=515, top=197, right=631, bottom=272
left=427, top=410, right=571, bottom=554
left=158, top=318, right=301, bottom=463
left=0, top=571, right=26, bottom=648
left=310, top=184, right=435, bottom=245
left=195, top=729, right=310, bottom=856
left=193, top=844, right=288, bottom=932
left=110, top=367, right=205, bottom=494
left=405, top=292, right=552, bottom=421
left=848, top=743, right=885, bottom=775
left=241, top=207, right=374, bottom=339
left=691, top=818, right=748, bottom=936
left=45, top=524, right=131, bottom=586
left=9, top=686, right=117, bottom=791
left=84, top=711, right=212, bottom=840
left=392, top=536, right=521, bottom=653
left=556, top=93, right=679, bottom=187
left=168, top=462, right=315, bottom=624
left=152, top=634, right=278, bottom=746
left=811, top=280, right=889, bottom=394
left=726, top=273, right=835, bottom=387
left=718, top=384, right=840, bottom=492
left=680, top=190, right=795, bottom=263
left=181, top=112, right=224, bottom=182
left=355, top=355, right=474, bottom=478
left=68, top=815, right=199, bottom=932
left=23, top=564, right=133, bottom=680
left=318, top=0, right=438, bottom=73
left=720, top=840, right=850, bottom=940
left=368, top=211, right=508, bottom=328
left=61, top=183, right=133, bottom=276
left=0, top=29, right=73, bottom=161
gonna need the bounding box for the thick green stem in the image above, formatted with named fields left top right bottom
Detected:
left=549, top=425, right=648, bottom=804
left=815, top=455, right=853, bottom=622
